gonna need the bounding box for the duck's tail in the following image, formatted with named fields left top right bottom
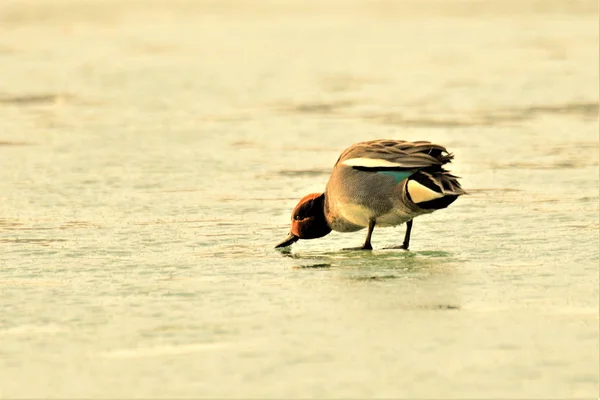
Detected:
left=406, top=168, right=466, bottom=210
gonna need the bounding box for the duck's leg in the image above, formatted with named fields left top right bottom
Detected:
left=402, top=219, right=413, bottom=249
left=362, top=219, right=375, bottom=250
left=385, top=219, right=413, bottom=250
left=344, top=219, right=375, bottom=250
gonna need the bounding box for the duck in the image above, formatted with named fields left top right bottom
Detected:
left=275, top=139, right=465, bottom=250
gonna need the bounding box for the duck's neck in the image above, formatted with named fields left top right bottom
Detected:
left=320, top=192, right=333, bottom=228
left=299, top=192, right=331, bottom=239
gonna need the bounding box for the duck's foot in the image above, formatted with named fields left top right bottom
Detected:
left=386, top=220, right=413, bottom=251
left=382, top=220, right=413, bottom=250
left=384, top=244, right=409, bottom=250
left=343, top=244, right=373, bottom=251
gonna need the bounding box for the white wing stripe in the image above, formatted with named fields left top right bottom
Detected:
left=341, top=157, right=405, bottom=168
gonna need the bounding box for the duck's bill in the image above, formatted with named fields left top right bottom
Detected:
left=275, top=233, right=299, bottom=248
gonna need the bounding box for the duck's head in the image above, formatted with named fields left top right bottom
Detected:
left=275, top=193, right=332, bottom=248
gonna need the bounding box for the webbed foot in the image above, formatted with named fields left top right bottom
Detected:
left=383, top=244, right=409, bottom=250
left=343, top=244, right=373, bottom=251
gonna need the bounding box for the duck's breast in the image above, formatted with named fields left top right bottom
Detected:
left=325, top=164, right=408, bottom=230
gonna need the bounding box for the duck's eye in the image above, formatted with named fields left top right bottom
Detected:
left=294, top=215, right=304, bottom=221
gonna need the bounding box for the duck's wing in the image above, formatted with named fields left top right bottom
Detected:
left=335, top=139, right=466, bottom=197
left=335, top=139, right=453, bottom=169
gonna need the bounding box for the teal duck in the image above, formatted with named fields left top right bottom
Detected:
left=276, top=139, right=465, bottom=250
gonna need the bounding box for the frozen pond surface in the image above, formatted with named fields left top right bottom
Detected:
left=0, top=0, right=598, bottom=398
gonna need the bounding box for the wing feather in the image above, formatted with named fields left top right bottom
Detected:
left=336, top=139, right=453, bottom=169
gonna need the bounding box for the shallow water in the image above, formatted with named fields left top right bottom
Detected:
left=0, top=0, right=598, bottom=398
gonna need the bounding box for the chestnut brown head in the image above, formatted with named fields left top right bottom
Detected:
left=275, top=193, right=332, bottom=248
